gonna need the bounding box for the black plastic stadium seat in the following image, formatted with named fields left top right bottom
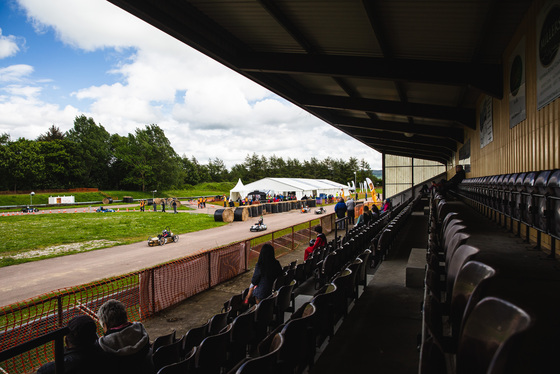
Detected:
left=456, top=297, right=531, bottom=374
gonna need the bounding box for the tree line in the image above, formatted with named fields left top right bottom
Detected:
left=0, top=115, right=380, bottom=192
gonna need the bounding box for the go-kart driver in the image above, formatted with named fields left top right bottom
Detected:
left=158, top=229, right=170, bottom=239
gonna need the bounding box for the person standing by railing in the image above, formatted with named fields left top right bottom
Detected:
left=346, top=197, right=356, bottom=225
left=335, top=197, right=347, bottom=229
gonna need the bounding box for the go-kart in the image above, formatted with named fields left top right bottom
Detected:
left=301, top=206, right=310, bottom=213
left=315, top=207, right=326, bottom=214
left=148, top=226, right=179, bottom=246
left=96, top=206, right=115, bottom=213
left=21, top=206, right=39, bottom=213
left=250, top=217, right=267, bottom=232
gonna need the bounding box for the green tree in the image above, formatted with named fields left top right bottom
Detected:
left=268, top=155, right=287, bottom=177
left=207, top=158, right=228, bottom=182
left=37, top=125, right=65, bottom=141
left=0, top=138, right=43, bottom=191
left=107, top=134, right=134, bottom=190
left=108, top=125, right=182, bottom=191
left=37, top=139, right=82, bottom=189
left=286, top=158, right=303, bottom=178
left=229, top=163, right=248, bottom=182
left=65, top=115, right=111, bottom=188
left=0, top=133, right=10, bottom=145
left=243, top=153, right=266, bottom=182
left=151, top=126, right=182, bottom=189
left=181, top=156, right=201, bottom=185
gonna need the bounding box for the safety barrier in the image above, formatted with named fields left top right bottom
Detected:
left=0, top=214, right=334, bottom=373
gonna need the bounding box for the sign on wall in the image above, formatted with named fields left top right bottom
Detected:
left=509, top=37, right=526, bottom=128
left=479, top=95, right=493, bottom=148
left=537, top=1, right=560, bottom=109
left=48, top=196, right=75, bottom=204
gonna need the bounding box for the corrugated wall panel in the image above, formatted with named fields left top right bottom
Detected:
left=449, top=0, right=559, bottom=179
left=385, top=155, right=445, bottom=198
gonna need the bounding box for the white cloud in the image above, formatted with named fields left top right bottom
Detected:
left=18, top=0, right=156, bottom=51
left=0, top=93, right=79, bottom=139
left=4, top=0, right=382, bottom=169
left=0, top=64, right=33, bottom=83
left=0, top=28, right=21, bottom=58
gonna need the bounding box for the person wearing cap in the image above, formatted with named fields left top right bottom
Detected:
left=37, top=315, right=104, bottom=374
left=96, top=299, right=155, bottom=374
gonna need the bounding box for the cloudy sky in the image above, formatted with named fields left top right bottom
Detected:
left=0, top=0, right=382, bottom=169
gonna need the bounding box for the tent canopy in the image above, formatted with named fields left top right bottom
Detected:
left=229, top=178, right=349, bottom=201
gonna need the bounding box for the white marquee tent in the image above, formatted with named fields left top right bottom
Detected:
left=229, top=178, right=350, bottom=201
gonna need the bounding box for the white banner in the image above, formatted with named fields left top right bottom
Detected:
left=537, top=1, right=560, bottom=109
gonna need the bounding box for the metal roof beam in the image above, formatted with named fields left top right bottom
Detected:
left=239, top=52, right=503, bottom=98
left=108, top=0, right=247, bottom=64
left=352, top=130, right=457, bottom=153
left=366, top=142, right=450, bottom=164
left=378, top=148, right=448, bottom=164
left=329, top=116, right=464, bottom=143
left=304, top=94, right=475, bottom=129
left=257, top=0, right=318, bottom=53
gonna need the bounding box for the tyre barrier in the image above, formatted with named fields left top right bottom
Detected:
left=234, top=207, right=249, bottom=221
left=214, top=208, right=234, bottom=222
left=251, top=206, right=258, bottom=217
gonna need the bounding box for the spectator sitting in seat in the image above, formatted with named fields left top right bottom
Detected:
left=442, top=165, right=466, bottom=195
left=304, top=225, right=327, bottom=260
left=370, top=204, right=380, bottom=220
left=37, top=315, right=104, bottom=374
left=356, top=205, right=373, bottom=227
left=244, top=243, right=282, bottom=304
left=305, top=239, right=316, bottom=261
left=96, top=299, right=155, bottom=374
left=381, top=198, right=392, bottom=212
left=429, top=180, right=442, bottom=192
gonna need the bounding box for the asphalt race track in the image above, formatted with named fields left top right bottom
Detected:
left=0, top=202, right=341, bottom=307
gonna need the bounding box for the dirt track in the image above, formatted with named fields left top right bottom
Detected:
left=0, top=203, right=340, bottom=307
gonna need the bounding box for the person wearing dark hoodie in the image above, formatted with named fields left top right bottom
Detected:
left=334, top=197, right=348, bottom=229
left=37, top=315, right=104, bottom=374
left=96, top=299, right=155, bottom=374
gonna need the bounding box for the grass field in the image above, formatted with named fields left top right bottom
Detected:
left=0, top=182, right=235, bottom=208
left=0, top=212, right=226, bottom=268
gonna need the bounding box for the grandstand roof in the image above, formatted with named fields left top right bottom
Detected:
left=107, top=0, right=532, bottom=164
